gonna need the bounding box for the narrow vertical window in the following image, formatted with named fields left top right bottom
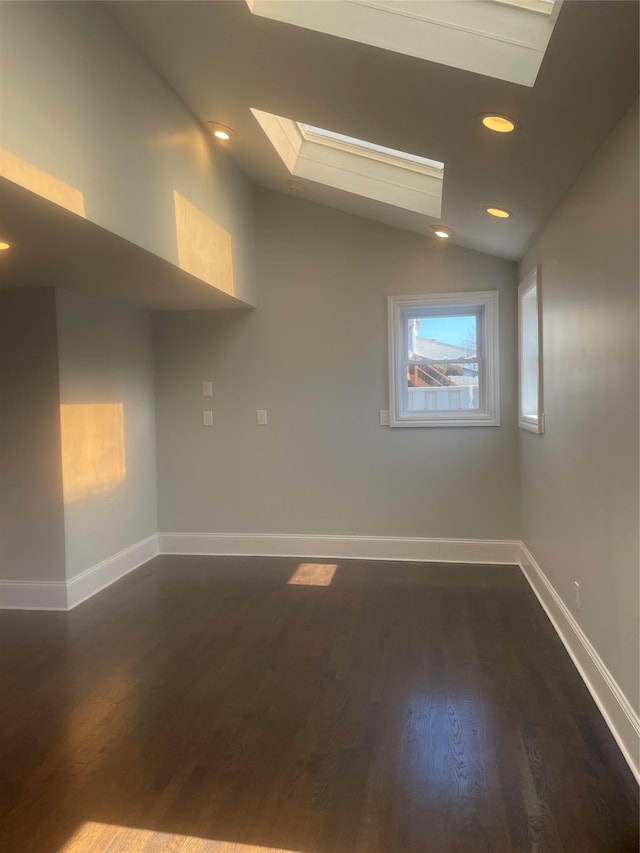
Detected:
left=518, top=267, right=544, bottom=432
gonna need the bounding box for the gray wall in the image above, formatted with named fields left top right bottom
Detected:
left=154, top=190, right=520, bottom=539
left=0, top=289, right=66, bottom=582
left=56, top=289, right=157, bottom=580
left=520, top=100, right=639, bottom=711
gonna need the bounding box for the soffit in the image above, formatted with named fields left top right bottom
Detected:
left=0, top=179, right=251, bottom=312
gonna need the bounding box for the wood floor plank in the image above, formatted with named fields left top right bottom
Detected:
left=0, top=556, right=637, bottom=853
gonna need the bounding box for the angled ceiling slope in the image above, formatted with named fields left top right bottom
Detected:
left=109, top=0, right=639, bottom=260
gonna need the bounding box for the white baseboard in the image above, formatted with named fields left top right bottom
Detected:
left=66, top=534, right=159, bottom=610
left=0, top=534, right=159, bottom=611
left=0, top=579, right=68, bottom=611
left=519, top=543, right=640, bottom=784
left=158, top=532, right=522, bottom=565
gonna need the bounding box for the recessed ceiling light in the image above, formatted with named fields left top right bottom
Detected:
left=0, top=241, right=10, bottom=251
left=432, top=226, right=453, bottom=239
left=486, top=207, right=511, bottom=218
left=207, top=122, right=234, bottom=141
left=480, top=114, right=517, bottom=133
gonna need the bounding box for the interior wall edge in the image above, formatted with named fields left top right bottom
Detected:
left=65, top=533, right=159, bottom=610
left=0, top=534, right=159, bottom=611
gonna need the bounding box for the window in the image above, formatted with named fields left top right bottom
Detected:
left=388, top=291, right=500, bottom=427
left=518, top=267, right=544, bottom=433
left=251, top=109, right=444, bottom=217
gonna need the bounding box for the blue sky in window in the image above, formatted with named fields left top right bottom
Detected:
left=418, top=315, right=476, bottom=347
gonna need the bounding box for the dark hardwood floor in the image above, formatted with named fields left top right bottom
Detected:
left=0, top=557, right=637, bottom=853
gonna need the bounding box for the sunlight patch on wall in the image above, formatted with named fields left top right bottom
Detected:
left=60, top=404, right=126, bottom=503
left=0, top=148, right=85, bottom=217
left=174, top=191, right=234, bottom=295
left=288, top=563, right=338, bottom=586
left=57, top=822, right=305, bottom=852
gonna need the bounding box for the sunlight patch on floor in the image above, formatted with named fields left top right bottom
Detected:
left=288, top=563, right=337, bottom=586
left=58, top=822, right=305, bottom=852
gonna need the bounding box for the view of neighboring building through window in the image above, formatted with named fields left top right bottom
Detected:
left=518, top=268, right=544, bottom=432
left=388, top=292, right=500, bottom=427
left=407, top=313, right=479, bottom=413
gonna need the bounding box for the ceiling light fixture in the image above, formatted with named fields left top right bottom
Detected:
left=432, top=226, right=453, bottom=239
left=480, top=114, right=517, bottom=133
left=0, top=241, right=10, bottom=251
left=207, top=122, right=234, bottom=141
left=486, top=207, right=511, bottom=218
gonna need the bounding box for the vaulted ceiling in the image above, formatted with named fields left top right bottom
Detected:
left=109, top=0, right=639, bottom=260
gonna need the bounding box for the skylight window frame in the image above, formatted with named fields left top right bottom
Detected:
left=490, top=0, right=557, bottom=17
left=251, top=108, right=444, bottom=218
left=298, top=123, right=444, bottom=180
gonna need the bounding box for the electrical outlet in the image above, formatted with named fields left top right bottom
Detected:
left=202, top=381, right=213, bottom=397
left=257, top=409, right=268, bottom=425
left=203, top=410, right=213, bottom=426
left=379, top=409, right=389, bottom=426
left=574, top=580, right=581, bottom=612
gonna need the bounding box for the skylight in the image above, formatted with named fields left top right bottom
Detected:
left=300, top=124, right=444, bottom=173
left=492, top=0, right=555, bottom=14
left=247, top=0, right=563, bottom=87
left=252, top=109, right=444, bottom=218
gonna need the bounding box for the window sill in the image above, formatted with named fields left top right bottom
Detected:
left=390, top=413, right=501, bottom=428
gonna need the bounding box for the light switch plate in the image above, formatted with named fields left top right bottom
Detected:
left=257, top=409, right=268, bottom=425
left=202, top=381, right=213, bottom=397
left=203, top=410, right=213, bottom=426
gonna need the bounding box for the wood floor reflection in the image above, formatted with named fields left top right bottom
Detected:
left=0, top=556, right=637, bottom=853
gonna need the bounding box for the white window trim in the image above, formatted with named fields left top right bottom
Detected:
left=298, top=123, right=444, bottom=178
left=490, top=0, right=555, bottom=17
left=518, top=267, right=544, bottom=433
left=388, top=291, right=500, bottom=428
